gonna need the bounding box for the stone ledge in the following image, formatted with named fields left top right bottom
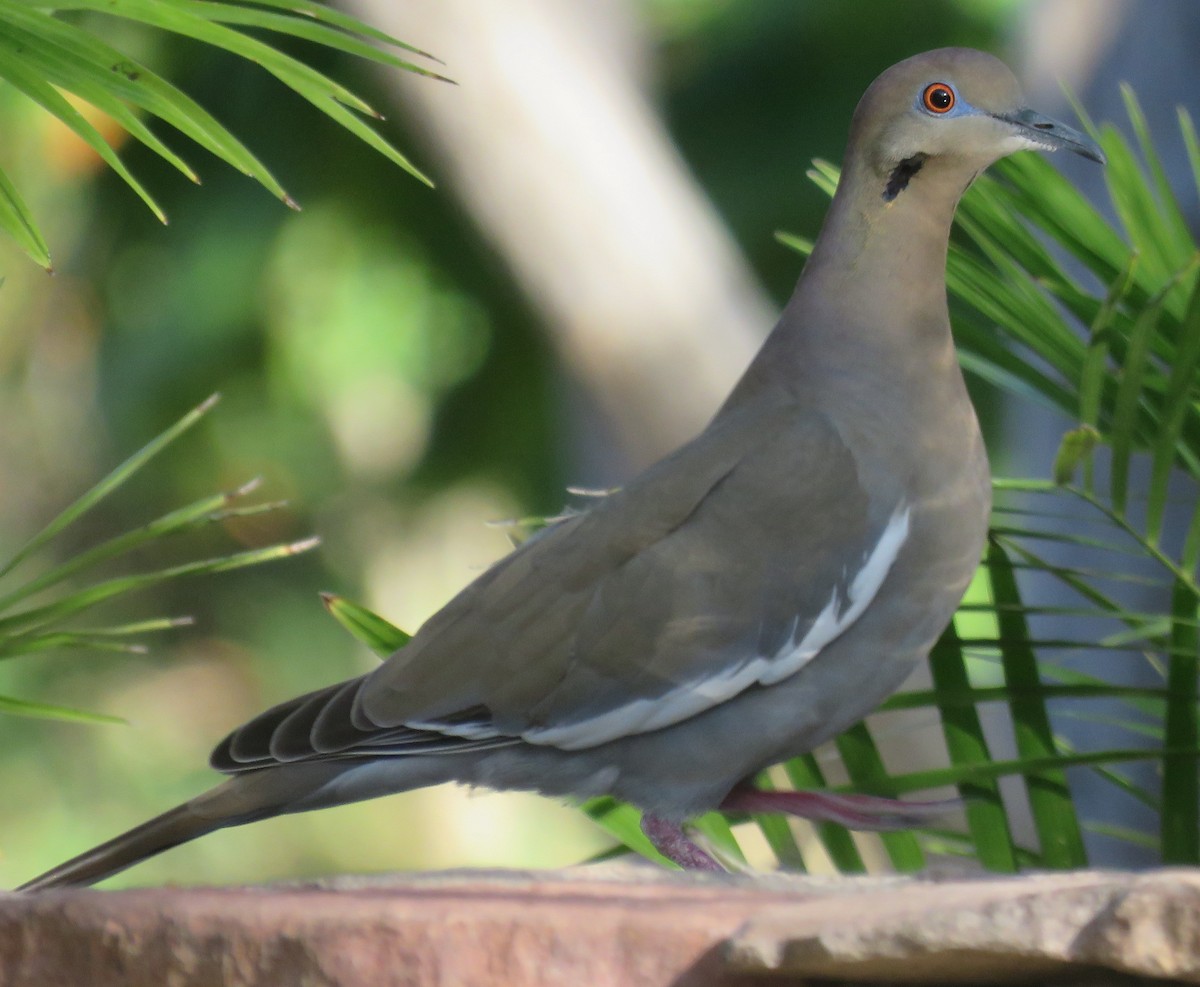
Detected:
left=1, top=867, right=1197, bottom=985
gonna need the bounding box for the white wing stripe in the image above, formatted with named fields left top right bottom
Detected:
left=404, top=719, right=502, bottom=740
left=524, top=504, right=912, bottom=751
left=759, top=502, right=911, bottom=684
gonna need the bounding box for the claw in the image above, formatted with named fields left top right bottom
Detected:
left=640, top=814, right=726, bottom=871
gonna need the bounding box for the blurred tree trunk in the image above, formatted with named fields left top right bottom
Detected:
left=340, top=0, right=774, bottom=473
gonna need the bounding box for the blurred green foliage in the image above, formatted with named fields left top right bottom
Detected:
left=0, top=0, right=443, bottom=266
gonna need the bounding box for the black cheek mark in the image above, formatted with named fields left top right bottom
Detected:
left=883, top=153, right=927, bottom=202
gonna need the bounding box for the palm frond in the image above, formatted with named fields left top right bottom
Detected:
left=0, top=0, right=442, bottom=266
left=0, top=395, right=318, bottom=720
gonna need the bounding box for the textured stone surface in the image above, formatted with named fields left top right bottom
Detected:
left=1, top=868, right=778, bottom=987
left=2, top=868, right=1198, bottom=985
left=726, top=869, right=1200, bottom=984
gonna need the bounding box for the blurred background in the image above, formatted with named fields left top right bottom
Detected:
left=0, top=0, right=1196, bottom=887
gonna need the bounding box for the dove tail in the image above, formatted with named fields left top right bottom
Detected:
left=16, top=763, right=344, bottom=891
left=17, top=799, right=232, bottom=891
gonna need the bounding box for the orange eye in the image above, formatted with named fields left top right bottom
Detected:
left=922, top=83, right=955, bottom=114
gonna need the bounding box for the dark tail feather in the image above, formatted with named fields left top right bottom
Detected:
left=18, top=757, right=435, bottom=891
left=15, top=767, right=327, bottom=891
left=18, top=801, right=228, bottom=891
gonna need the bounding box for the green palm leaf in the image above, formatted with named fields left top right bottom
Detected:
left=0, top=395, right=318, bottom=720
left=0, top=0, right=442, bottom=266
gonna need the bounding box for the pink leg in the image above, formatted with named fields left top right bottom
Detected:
left=720, top=784, right=960, bottom=831
left=640, top=814, right=725, bottom=872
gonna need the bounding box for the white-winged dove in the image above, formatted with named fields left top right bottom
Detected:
left=21, top=47, right=1104, bottom=889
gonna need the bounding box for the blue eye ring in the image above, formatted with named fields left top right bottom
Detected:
left=921, top=82, right=956, bottom=114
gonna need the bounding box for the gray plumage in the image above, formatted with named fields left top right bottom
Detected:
left=20, top=47, right=1103, bottom=890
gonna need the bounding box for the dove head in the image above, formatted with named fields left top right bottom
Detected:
left=844, top=47, right=1103, bottom=203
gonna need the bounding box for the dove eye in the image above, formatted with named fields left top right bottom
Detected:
left=921, top=83, right=955, bottom=114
